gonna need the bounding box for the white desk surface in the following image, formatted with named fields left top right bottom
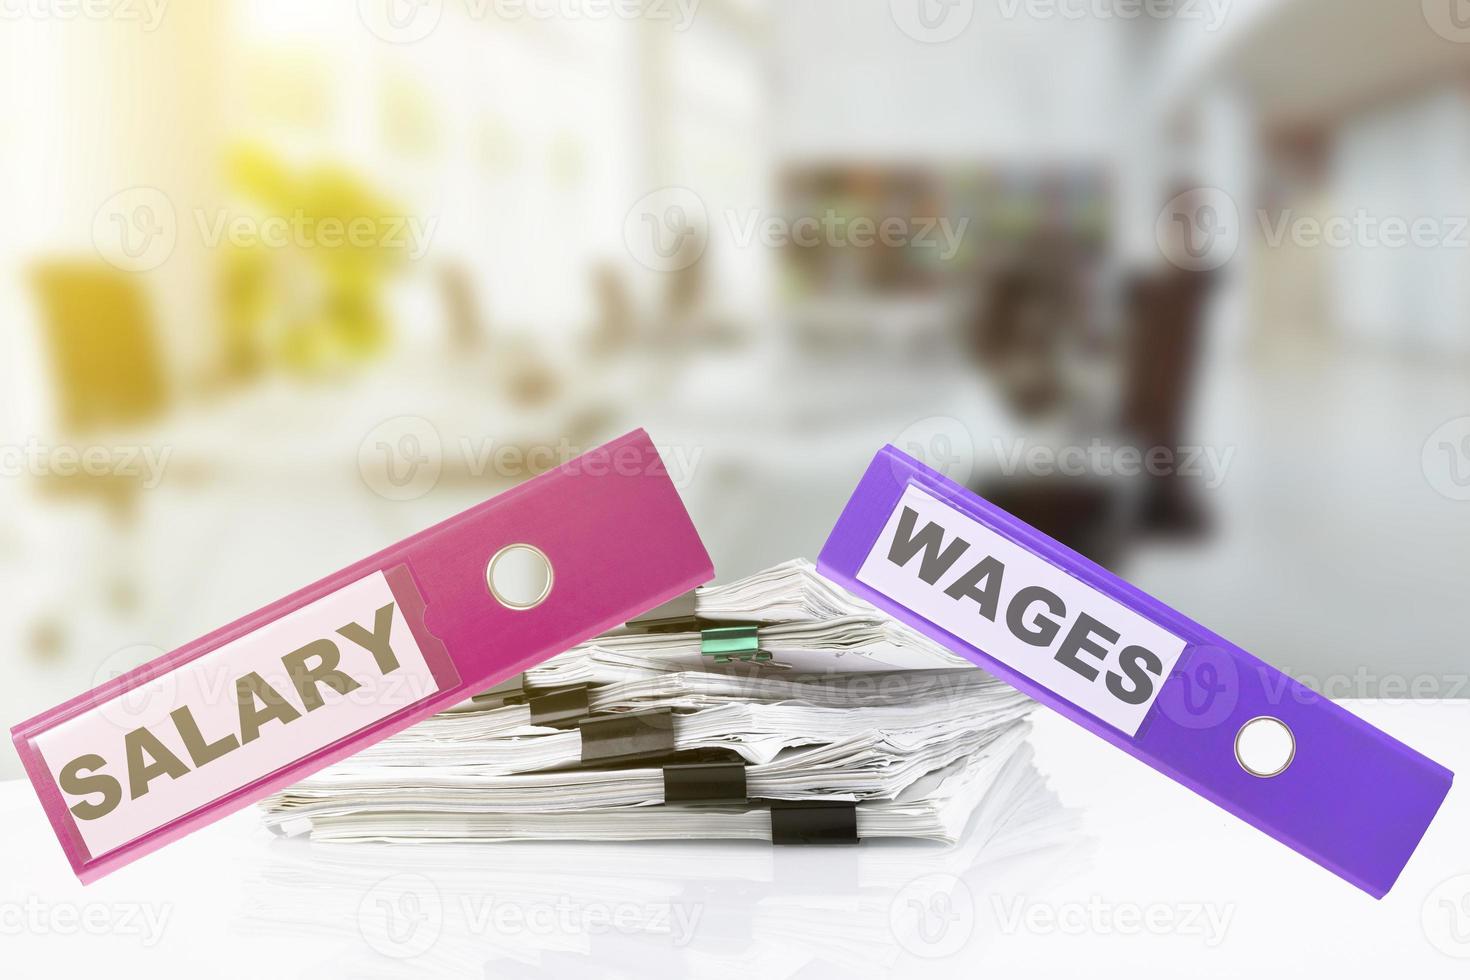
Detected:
left=4, top=700, right=1467, bottom=978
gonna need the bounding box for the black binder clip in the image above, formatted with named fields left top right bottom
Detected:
left=528, top=685, right=590, bottom=727
left=578, top=707, right=677, bottom=763
left=769, top=800, right=859, bottom=845
left=700, top=625, right=769, bottom=664
left=663, top=761, right=748, bottom=804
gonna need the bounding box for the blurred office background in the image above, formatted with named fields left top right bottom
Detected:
left=2, top=0, right=1469, bottom=776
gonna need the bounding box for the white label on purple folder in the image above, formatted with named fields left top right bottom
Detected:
left=858, top=485, right=1186, bottom=735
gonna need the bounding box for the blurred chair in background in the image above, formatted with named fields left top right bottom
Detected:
left=30, top=261, right=170, bottom=439
left=586, top=261, right=637, bottom=358
left=1119, top=265, right=1216, bottom=538
left=969, top=244, right=1078, bottom=421
left=24, top=260, right=173, bottom=659
left=440, top=260, right=490, bottom=354
left=968, top=240, right=1134, bottom=569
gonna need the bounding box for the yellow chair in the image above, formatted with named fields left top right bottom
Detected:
left=30, top=260, right=169, bottom=435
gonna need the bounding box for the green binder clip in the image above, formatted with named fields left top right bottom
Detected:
left=700, top=625, right=768, bottom=664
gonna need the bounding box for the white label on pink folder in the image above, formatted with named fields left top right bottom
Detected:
left=858, top=485, right=1186, bottom=735
left=33, top=572, right=439, bottom=857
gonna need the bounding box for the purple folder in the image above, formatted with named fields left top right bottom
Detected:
left=819, top=445, right=1452, bottom=898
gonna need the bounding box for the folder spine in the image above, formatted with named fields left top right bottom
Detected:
left=818, top=444, right=1452, bottom=896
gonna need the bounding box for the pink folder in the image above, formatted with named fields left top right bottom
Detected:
left=12, top=429, right=713, bottom=882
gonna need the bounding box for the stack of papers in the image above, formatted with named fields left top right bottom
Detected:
left=694, top=558, right=897, bottom=622
left=260, top=559, right=1039, bottom=847
left=528, top=559, right=969, bottom=687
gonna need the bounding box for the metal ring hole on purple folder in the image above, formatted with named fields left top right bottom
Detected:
left=1234, top=716, right=1295, bottom=778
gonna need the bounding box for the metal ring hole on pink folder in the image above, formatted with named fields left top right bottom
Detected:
left=1234, top=716, right=1295, bottom=778
left=487, top=544, right=554, bottom=610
